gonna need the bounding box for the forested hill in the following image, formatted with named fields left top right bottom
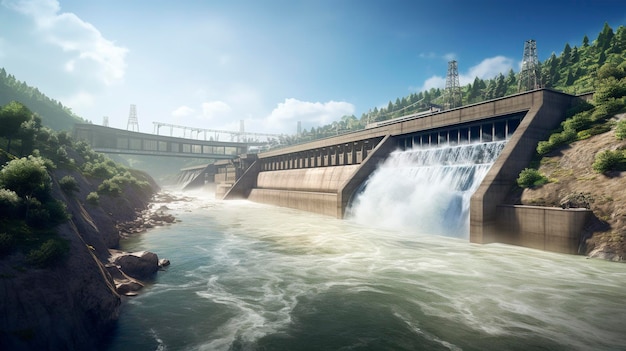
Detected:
left=0, top=68, right=85, bottom=131
left=281, top=23, right=625, bottom=146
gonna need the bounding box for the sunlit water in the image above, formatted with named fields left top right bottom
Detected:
left=106, top=193, right=626, bottom=351
left=349, top=141, right=506, bottom=238
left=108, top=142, right=625, bottom=350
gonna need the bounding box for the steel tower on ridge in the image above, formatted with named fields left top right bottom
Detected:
left=518, top=39, right=541, bottom=92
left=444, top=60, right=462, bottom=109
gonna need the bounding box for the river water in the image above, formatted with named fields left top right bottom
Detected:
left=107, top=142, right=626, bottom=351
left=107, top=196, right=626, bottom=351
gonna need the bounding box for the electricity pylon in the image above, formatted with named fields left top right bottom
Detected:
left=127, top=104, right=139, bottom=132
left=444, top=60, right=462, bottom=109
left=518, top=39, right=541, bottom=92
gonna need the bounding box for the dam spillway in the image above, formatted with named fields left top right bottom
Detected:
left=221, top=89, right=593, bottom=254
left=348, top=141, right=507, bottom=238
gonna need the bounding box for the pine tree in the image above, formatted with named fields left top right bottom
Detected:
left=582, top=35, right=590, bottom=47
left=597, top=22, right=614, bottom=51
left=561, top=43, right=572, bottom=67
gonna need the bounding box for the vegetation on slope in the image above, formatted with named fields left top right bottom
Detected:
left=273, top=23, right=625, bottom=147
left=0, top=101, right=153, bottom=268
left=0, top=68, right=85, bottom=131
left=516, top=61, right=626, bottom=186
left=514, top=61, right=626, bottom=261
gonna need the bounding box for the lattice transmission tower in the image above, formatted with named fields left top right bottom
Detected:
left=443, top=60, right=462, bottom=109
left=127, top=104, right=139, bottom=132
left=518, top=39, right=541, bottom=92
left=102, top=116, right=109, bottom=127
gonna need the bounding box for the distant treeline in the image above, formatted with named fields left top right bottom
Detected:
left=271, top=23, right=626, bottom=147
left=0, top=68, right=85, bottom=131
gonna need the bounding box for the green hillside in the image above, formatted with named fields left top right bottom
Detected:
left=277, top=23, right=625, bottom=146
left=0, top=68, right=85, bottom=131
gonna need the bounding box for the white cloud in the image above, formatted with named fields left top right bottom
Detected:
left=201, top=101, right=232, bottom=120
left=461, top=56, right=514, bottom=84
left=265, top=98, right=355, bottom=131
left=419, top=76, right=446, bottom=91
left=4, top=0, right=128, bottom=85
left=419, top=56, right=515, bottom=91
left=172, top=105, right=195, bottom=118
left=63, top=91, right=95, bottom=111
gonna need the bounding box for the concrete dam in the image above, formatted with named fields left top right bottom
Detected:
left=189, top=89, right=592, bottom=255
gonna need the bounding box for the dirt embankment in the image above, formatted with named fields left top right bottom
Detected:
left=518, top=122, right=626, bottom=262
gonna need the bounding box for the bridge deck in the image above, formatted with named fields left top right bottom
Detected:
left=73, top=124, right=261, bottom=159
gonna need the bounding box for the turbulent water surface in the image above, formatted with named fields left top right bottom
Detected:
left=107, top=142, right=626, bottom=351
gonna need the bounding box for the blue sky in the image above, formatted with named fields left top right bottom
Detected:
left=0, top=0, right=624, bottom=137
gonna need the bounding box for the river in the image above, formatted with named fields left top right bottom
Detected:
left=106, top=192, right=626, bottom=351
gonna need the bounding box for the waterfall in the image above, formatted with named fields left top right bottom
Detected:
left=347, top=141, right=507, bottom=238
left=176, top=169, right=204, bottom=190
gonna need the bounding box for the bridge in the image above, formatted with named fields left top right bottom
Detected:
left=210, top=89, right=593, bottom=255
left=73, top=124, right=265, bottom=159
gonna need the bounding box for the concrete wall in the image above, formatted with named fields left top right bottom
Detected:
left=220, top=89, right=593, bottom=255
left=470, top=90, right=580, bottom=245
left=247, top=189, right=339, bottom=217
left=230, top=136, right=396, bottom=217
left=222, top=160, right=261, bottom=199
left=245, top=165, right=359, bottom=216
left=257, top=165, right=360, bottom=192
left=496, top=205, right=591, bottom=254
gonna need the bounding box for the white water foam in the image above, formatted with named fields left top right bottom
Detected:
left=348, top=141, right=507, bottom=238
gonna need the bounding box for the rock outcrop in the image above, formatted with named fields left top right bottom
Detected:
left=0, top=167, right=163, bottom=350
left=519, top=123, right=626, bottom=261
left=107, top=249, right=170, bottom=296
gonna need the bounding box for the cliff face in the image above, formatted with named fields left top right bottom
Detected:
left=0, top=168, right=158, bottom=350
left=519, top=122, right=626, bottom=261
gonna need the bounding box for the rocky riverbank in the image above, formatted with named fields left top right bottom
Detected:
left=0, top=168, right=181, bottom=350
left=106, top=192, right=190, bottom=296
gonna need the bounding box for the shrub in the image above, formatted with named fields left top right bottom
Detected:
left=517, top=168, right=548, bottom=188
left=0, top=188, right=21, bottom=218
left=26, top=238, right=69, bottom=268
left=59, top=175, right=79, bottom=195
left=84, top=162, right=115, bottom=179
left=45, top=199, right=70, bottom=225
left=594, top=77, right=626, bottom=104
left=536, top=140, right=553, bottom=156
left=536, top=128, right=577, bottom=155
left=565, top=100, right=594, bottom=118
left=0, top=156, right=51, bottom=199
left=56, top=131, right=73, bottom=147
left=97, top=179, right=122, bottom=196
left=592, top=150, right=626, bottom=174
left=27, top=207, right=50, bottom=228
left=591, top=99, right=625, bottom=121
left=616, top=120, right=626, bottom=140
left=86, top=192, right=99, bottom=205
left=562, top=112, right=593, bottom=132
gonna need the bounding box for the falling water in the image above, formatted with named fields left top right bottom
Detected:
left=175, top=169, right=204, bottom=189
left=348, top=141, right=507, bottom=238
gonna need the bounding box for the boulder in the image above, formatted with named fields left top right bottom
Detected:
left=113, top=251, right=159, bottom=280
left=560, top=192, right=594, bottom=209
